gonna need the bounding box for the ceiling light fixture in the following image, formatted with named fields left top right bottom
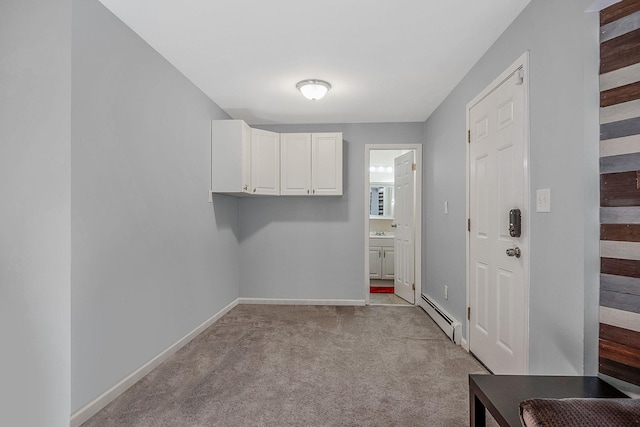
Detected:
left=296, top=79, right=331, bottom=100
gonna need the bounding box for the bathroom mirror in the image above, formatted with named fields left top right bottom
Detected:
left=370, top=183, right=394, bottom=219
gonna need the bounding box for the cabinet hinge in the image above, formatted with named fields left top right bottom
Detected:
left=467, top=307, right=471, bottom=320
left=411, top=163, right=417, bottom=171
left=467, top=218, right=471, bottom=232
left=467, top=130, right=471, bottom=143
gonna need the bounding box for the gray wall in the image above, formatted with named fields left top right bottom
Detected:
left=422, top=0, right=600, bottom=375
left=0, top=0, right=71, bottom=425
left=241, top=123, right=424, bottom=299
left=71, top=0, right=239, bottom=412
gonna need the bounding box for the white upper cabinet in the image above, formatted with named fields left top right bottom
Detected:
left=280, top=132, right=343, bottom=196
left=280, top=133, right=312, bottom=196
left=311, top=133, right=342, bottom=196
left=211, top=120, right=251, bottom=195
left=211, top=120, right=341, bottom=197
left=250, top=128, right=280, bottom=195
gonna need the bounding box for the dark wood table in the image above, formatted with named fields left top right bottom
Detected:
left=469, top=374, right=629, bottom=427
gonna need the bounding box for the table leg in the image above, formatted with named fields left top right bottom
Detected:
left=470, top=390, right=486, bottom=427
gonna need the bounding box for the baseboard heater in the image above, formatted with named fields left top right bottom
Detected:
left=419, top=294, right=462, bottom=344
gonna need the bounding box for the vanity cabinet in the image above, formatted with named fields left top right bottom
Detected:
left=280, top=132, right=342, bottom=196
left=369, top=238, right=395, bottom=280
left=381, top=246, right=395, bottom=279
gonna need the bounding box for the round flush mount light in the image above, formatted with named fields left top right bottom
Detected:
left=296, top=79, right=331, bottom=100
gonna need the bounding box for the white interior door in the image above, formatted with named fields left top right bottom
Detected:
left=468, top=67, right=527, bottom=374
left=394, top=151, right=415, bottom=304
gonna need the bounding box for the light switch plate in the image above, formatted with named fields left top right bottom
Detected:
left=536, top=188, right=550, bottom=212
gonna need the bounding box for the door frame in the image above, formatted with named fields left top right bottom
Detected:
left=364, top=144, right=422, bottom=305
left=465, top=52, right=530, bottom=366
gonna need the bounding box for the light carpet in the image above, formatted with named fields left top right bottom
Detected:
left=82, top=305, right=492, bottom=426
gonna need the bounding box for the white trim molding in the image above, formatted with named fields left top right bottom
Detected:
left=238, top=298, right=366, bottom=306
left=363, top=144, right=423, bottom=306
left=70, top=298, right=239, bottom=427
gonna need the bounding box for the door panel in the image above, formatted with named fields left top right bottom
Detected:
left=251, top=128, right=280, bottom=195
left=281, top=133, right=311, bottom=196
left=311, top=133, right=342, bottom=195
left=394, top=151, right=415, bottom=304
left=469, top=68, right=527, bottom=374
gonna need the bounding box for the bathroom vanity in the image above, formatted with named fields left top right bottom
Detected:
left=369, top=235, right=394, bottom=280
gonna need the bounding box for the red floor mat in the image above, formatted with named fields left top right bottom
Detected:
left=370, top=286, right=394, bottom=293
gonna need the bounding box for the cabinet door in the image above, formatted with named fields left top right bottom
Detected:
left=211, top=120, right=251, bottom=194
left=369, top=247, right=382, bottom=279
left=281, top=133, right=311, bottom=196
left=251, top=128, right=280, bottom=195
left=311, top=133, right=342, bottom=196
left=382, top=247, right=395, bottom=280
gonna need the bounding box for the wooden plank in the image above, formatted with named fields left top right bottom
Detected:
left=601, top=323, right=640, bottom=350
left=601, top=273, right=640, bottom=295
left=599, top=357, right=640, bottom=385
left=601, top=241, right=640, bottom=260
left=601, top=289, right=640, bottom=313
left=600, top=152, right=640, bottom=173
left=602, top=0, right=640, bottom=27
left=601, top=99, right=640, bottom=124
left=600, top=28, right=640, bottom=75
left=600, top=63, right=640, bottom=91
left=601, top=81, right=640, bottom=108
left=600, top=305, right=640, bottom=331
left=601, top=207, right=640, bottom=224
left=601, top=10, right=640, bottom=43
left=600, top=171, right=640, bottom=207
left=600, top=134, right=640, bottom=157
left=602, top=257, right=640, bottom=278
left=601, top=224, right=640, bottom=241
left=600, top=339, right=640, bottom=368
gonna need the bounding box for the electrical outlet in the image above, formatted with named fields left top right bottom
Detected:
left=444, top=285, right=448, bottom=300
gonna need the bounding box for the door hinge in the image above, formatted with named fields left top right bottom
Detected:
left=467, top=130, right=471, bottom=143
left=411, top=163, right=417, bottom=171
left=412, top=283, right=416, bottom=291
left=467, top=218, right=471, bottom=232
left=467, top=307, right=471, bottom=320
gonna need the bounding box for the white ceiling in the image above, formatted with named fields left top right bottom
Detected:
left=98, top=0, right=530, bottom=125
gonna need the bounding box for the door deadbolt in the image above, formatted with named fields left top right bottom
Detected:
left=509, top=209, right=521, bottom=237
left=506, top=247, right=521, bottom=258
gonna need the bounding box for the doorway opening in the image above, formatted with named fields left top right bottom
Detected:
left=364, top=144, right=422, bottom=306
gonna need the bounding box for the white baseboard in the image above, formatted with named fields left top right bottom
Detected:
left=461, top=337, right=469, bottom=352
left=70, top=298, right=239, bottom=427
left=238, top=298, right=366, bottom=306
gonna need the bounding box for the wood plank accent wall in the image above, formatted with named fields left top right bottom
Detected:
left=600, top=0, right=640, bottom=386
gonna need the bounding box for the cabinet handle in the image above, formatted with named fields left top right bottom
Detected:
left=307, top=189, right=310, bottom=194
left=312, top=189, right=315, bottom=194
left=253, top=188, right=256, bottom=193
left=243, top=185, right=248, bottom=191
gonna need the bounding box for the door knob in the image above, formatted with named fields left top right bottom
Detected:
left=506, top=247, right=521, bottom=258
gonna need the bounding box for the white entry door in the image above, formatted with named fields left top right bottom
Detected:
left=468, top=65, right=528, bottom=374
left=394, top=151, right=415, bottom=304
